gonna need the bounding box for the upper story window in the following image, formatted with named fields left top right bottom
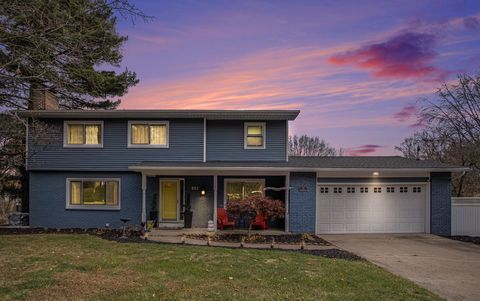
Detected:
left=64, top=121, right=103, bottom=147
left=128, top=121, right=169, bottom=148
left=244, top=122, right=266, bottom=149
left=66, top=178, right=120, bottom=210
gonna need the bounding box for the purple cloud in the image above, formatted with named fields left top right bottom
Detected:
left=346, top=144, right=382, bottom=156
left=329, top=32, right=446, bottom=81
left=464, top=17, right=479, bottom=31
left=393, top=105, right=417, bottom=122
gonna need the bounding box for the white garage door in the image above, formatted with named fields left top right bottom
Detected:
left=316, top=184, right=426, bottom=234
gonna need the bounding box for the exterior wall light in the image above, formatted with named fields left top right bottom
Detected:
left=200, top=186, right=206, bottom=196
left=372, top=172, right=380, bottom=176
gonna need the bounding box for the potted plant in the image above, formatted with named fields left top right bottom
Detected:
left=183, top=193, right=193, bottom=228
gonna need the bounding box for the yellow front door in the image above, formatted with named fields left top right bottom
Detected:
left=161, top=180, right=178, bottom=220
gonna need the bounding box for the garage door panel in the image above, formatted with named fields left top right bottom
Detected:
left=316, top=184, right=426, bottom=234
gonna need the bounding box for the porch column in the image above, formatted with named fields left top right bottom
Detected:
left=141, top=173, right=147, bottom=224
left=213, top=175, right=218, bottom=230
left=285, top=173, right=290, bottom=232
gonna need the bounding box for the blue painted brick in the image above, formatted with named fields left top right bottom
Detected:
left=289, top=172, right=316, bottom=233
left=430, top=172, right=452, bottom=236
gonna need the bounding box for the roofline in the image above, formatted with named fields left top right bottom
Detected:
left=15, top=109, right=300, bottom=120
left=128, top=166, right=469, bottom=173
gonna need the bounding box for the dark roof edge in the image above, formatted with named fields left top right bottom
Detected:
left=15, top=109, right=300, bottom=120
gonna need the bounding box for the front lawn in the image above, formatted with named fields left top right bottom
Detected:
left=0, top=234, right=440, bottom=301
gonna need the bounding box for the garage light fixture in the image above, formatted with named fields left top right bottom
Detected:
left=372, top=172, right=379, bottom=176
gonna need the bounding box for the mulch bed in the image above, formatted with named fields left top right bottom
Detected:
left=0, top=227, right=142, bottom=239
left=446, top=235, right=480, bottom=245
left=185, top=233, right=331, bottom=245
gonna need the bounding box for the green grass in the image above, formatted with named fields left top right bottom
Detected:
left=0, top=234, right=441, bottom=301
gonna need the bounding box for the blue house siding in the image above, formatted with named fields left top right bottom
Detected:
left=430, top=172, right=452, bottom=236
left=29, top=171, right=142, bottom=228
left=28, top=118, right=204, bottom=171
left=289, top=172, right=316, bottom=233
left=206, top=120, right=287, bottom=161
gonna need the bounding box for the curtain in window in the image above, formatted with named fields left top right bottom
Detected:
left=247, top=126, right=263, bottom=146
left=106, top=181, right=119, bottom=205
left=149, top=124, right=167, bottom=145
left=131, top=124, right=149, bottom=144
left=85, top=125, right=101, bottom=145
left=70, top=181, right=82, bottom=205
left=67, top=124, right=84, bottom=144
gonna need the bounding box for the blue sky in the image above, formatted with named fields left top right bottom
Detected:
left=116, top=0, right=480, bottom=155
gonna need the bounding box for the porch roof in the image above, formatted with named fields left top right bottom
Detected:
left=129, top=156, right=468, bottom=173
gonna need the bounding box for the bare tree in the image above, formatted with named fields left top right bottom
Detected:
left=397, top=73, right=480, bottom=196
left=289, top=135, right=342, bottom=156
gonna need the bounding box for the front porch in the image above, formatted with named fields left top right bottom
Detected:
left=137, top=171, right=290, bottom=232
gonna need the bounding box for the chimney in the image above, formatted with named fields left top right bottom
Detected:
left=29, top=83, right=59, bottom=110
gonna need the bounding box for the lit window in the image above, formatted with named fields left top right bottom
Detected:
left=360, top=187, right=368, bottom=193
left=64, top=121, right=102, bottom=147
left=129, top=121, right=168, bottom=147
left=244, top=122, right=265, bottom=148
left=320, top=187, right=329, bottom=193
left=387, top=187, right=395, bottom=193
left=67, top=179, right=120, bottom=209
left=225, top=179, right=264, bottom=203
left=347, top=187, right=355, bottom=193
left=374, top=187, right=382, bottom=193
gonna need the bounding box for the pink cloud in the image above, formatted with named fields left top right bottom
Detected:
left=346, top=144, right=382, bottom=156
left=328, top=32, right=446, bottom=81
left=393, top=105, right=417, bottom=122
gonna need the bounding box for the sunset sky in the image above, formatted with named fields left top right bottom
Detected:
left=117, top=0, right=480, bottom=156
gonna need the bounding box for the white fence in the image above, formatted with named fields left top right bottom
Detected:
left=452, top=197, right=480, bottom=237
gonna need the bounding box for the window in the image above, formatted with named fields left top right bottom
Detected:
left=374, top=187, right=382, bottom=193
left=400, top=187, right=408, bottom=193
left=67, top=179, right=120, bottom=209
left=320, top=187, right=329, bottom=193
left=244, top=122, right=265, bottom=149
left=333, top=187, right=342, bottom=194
left=360, top=187, right=368, bottom=193
left=128, top=121, right=168, bottom=147
left=413, top=187, right=422, bottom=193
left=64, top=121, right=103, bottom=147
left=347, top=187, right=355, bottom=193
left=224, top=179, right=264, bottom=205
left=387, top=187, right=395, bottom=193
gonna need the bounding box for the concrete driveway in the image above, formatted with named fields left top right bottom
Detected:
left=322, top=234, right=480, bottom=301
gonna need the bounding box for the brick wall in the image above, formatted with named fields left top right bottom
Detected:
left=289, top=172, right=316, bottom=233
left=430, top=172, right=452, bottom=235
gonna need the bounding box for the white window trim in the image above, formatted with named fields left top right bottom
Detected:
left=127, top=120, right=169, bottom=148
left=63, top=121, right=104, bottom=148
left=244, top=122, right=266, bottom=149
left=223, top=178, right=265, bottom=207
left=66, top=178, right=121, bottom=210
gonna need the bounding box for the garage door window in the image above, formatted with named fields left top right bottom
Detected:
left=347, top=187, right=355, bottom=193
left=413, top=187, right=422, bottom=193
left=320, top=187, right=329, bottom=193
left=400, top=187, right=408, bottom=193
left=374, top=187, right=382, bottom=193
left=360, top=187, right=368, bottom=193
left=333, top=187, right=342, bottom=193
left=387, top=187, right=395, bottom=193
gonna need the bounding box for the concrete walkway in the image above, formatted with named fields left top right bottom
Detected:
left=322, top=234, right=480, bottom=301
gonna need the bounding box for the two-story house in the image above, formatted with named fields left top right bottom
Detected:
left=18, top=95, right=467, bottom=235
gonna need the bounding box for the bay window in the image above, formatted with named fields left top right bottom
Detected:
left=128, top=121, right=168, bottom=147
left=64, top=121, right=103, bottom=147
left=67, top=178, right=120, bottom=209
